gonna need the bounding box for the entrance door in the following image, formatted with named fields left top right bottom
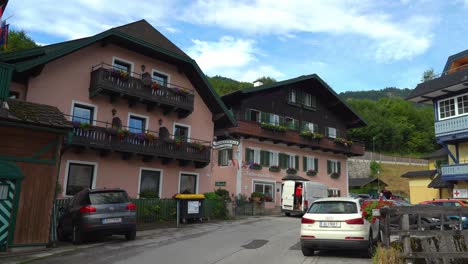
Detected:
left=0, top=180, right=15, bottom=252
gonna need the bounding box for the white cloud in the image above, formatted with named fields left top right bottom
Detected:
left=182, top=0, right=434, bottom=62
left=187, top=36, right=284, bottom=82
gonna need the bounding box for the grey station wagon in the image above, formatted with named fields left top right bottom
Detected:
left=57, top=188, right=137, bottom=244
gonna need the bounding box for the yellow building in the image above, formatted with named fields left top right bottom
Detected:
left=407, top=49, right=468, bottom=198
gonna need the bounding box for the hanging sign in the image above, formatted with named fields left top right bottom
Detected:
left=212, top=139, right=239, bottom=150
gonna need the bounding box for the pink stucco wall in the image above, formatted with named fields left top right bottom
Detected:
left=212, top=138, right=349, bottom=207
left=18, top=42, right=215, bottom=197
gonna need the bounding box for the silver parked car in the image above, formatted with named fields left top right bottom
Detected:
left=57, top=188, right=137, bottom=244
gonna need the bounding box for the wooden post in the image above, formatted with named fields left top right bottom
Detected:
left=380, top=208, right=391, bottom=248
left=401, top=214, right=411, bottom=263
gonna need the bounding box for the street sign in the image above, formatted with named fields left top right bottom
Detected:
left=215, top=181, right=226, bottom=187
left=212, top=139, right=239, bottom=150
left=453, top=188, right=468, bottom=198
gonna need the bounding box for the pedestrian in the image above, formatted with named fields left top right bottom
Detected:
left=295, top=184, right=303, bottom=209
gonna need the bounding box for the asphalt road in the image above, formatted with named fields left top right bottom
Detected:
left=31, top=216, right=371, bottom=264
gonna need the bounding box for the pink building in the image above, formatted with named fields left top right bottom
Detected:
left=1, top=20, right=235, bottom=198
left=212, top=76, right=366, bottom=207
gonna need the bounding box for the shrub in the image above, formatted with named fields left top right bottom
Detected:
left=139, top=189, right=159, bottom=198
left=251, top=192, right=264, bottom=199
left=215, top=189, right=231, bottom=201
left=204, top=192, right=228, bottom=219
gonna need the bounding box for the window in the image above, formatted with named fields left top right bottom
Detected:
left=279, top=153, right=290, bottom=169
left=0, top=185, right=8, bottom=200
left=218, top=149, right=232, bottom=166
left=285, top=117, right=297, bottom=129
left=303, top=122, right=317, bottom=132
left=289, top=155, right=299, bottom=169
left=90, top=191, right=129, bottom=204
left=180, top=173, right=197, bottom=194
left=139, top=169, right=161, bottom=198
left=129, top=115, right=147, bottom=133
left=72, top=104, right=94, bottom=124
left=328, top=188, right=341, bottom=197
left=9, top=91, right=19, bottom=99
left=304, top=93, right=312, bottom=107
left=260, top=150, right=270, bottom=167
left=458, top=95, right=468, bottom=115
left=327, top=160, right=341, bottom=174
left=289, top=89, right=297, bottom=103
left=174, top=124, right=190, bottom=141
left=270, top=114, right=280, bottom=125
left=303, top=156, right=317, bottom=171
left=245, top=148, right=254, bottom=163
left=439, top=98, right=456, bottom=119
left=327, top=127, right=337, bottom=138
left=66, top=163, right=95, bottom=196
left=253, top=149, right=261, bottom=164
left=269, top=152, right=279, bottom=166
left=249, top=109, right=260, bottom=122
left=113, top=59, right=132, bottom=73
left=308, top=201, right=353, bottom=214
left=153, top=71, right=168, bottom=87
left=254, top=181, right=275, bottom=200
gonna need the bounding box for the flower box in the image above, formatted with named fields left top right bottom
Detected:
left=286, top=167, right=297, bottom=174
left=151, top=82, right=159, bottom=91
left=334, top=137, right=353, bottom=147
left=269, top=165, right=281, bottom=172
left=145, top=132, right=157, bottom=142
left=300, top=130, right=324, bottom=140
left=249, top=163, right=262, bottom=170
left=306, top=170, right=317, bottom=176
left=361, top=200, right=394, bottom=223
left=330, top=172, right=340, bottom=179
left=260, top=122, right=287, bottom=132
left=117, top=128, right=130, bottom=140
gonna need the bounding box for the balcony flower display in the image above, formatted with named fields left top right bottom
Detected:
left=300, top=130, right=324, bottom=140
left=260, top=122, right=287, bottom=132
left=269, top=165, right=280, bottom=172
left=145, top=132, right=157, bottom=142
left=361, top=200, right=394, bottom=223
left=249, top=162, right=262, bottom=170
left=117, top=128, right=130, bottom=140
left=286, top=167, right=297, bottom=174
left=306, top=169, right=317, bottom=176
left=330, top=172, right=340, bottom=179
left=193, top=142, right=207, bottom=152
left=334, top=137, right=353, bottom=147
left=151, top=82, right=159, bottom=91
left=111, top=69, right=129, bottom=81
left=174, top=137, right=183, bottom=148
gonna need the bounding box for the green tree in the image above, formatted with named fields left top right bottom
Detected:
left=254, top=76, right=277, bottom=85
left=0, top=29, right=38, bottom=53
left=421, top=68, right=435, bottom=82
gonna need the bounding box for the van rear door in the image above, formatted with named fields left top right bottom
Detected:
left=282, top=181, right=295, bottom=210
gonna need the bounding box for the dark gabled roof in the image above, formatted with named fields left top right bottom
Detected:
left=0, top=20, right=236, bottom=128
left=428, top=175, right=454, bottom=189
left=348, top=177, right=387, bottom=187
left=420, top=148, right=448, bottom=160
left=282, top=175, right=309, bottom=181
left=401, top=170, right=436, bottom=179
left=221, top=74, right=367, bottom=129
left=443, top=49, right=468, bottom=73
left=0, top=98, right=70, bottom=129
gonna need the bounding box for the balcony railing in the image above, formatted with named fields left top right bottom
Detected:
left=66, top=117, right=211, bottom=166
left=224, top=119, right=364, bottom=156
left=89, top=63, right=194, bottom=117
left=441, top=163, right=468, bottom=181
left=435, top=115, right=468, bottom=140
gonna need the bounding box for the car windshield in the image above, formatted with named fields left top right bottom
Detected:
left=89, top=191, right=129, bottom=204
left=308, top=201, right=357, bottom=214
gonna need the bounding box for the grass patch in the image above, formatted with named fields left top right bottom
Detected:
left=373, top=245, right=403, bottom=264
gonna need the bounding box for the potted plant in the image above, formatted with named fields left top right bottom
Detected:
left=174, top=136, right=183, bottom=148
left=117, top=128, right=129, bottom=140
left=249, top=163, right=262, bottom=170
left=193, top=142, right=207, bottom=152
left=269, top=165, right=281, bottom=172
left=330, top=172, right=340, bottom=179
left=260, top=122, right=287, bottom=132
left=145, top=132, right=157, bottom=142
left=300, top=130, right=324, bottom=140
left=361, top=200, right=394, bottom=223
left=251, top=192, right=264, bottom=203
left=334, top=137, right=353, bottom=147
left=306, top=169, right=317, bottom=176
left=151, top=82, right=159, bottom=91
left=286, top=167, right=297, bottom=174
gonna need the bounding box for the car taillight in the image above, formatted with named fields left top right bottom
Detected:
left=79, top=205, right=96, bottom=213
left=302, top=217, right=315, bottom=224
left=126, top=203, right=136, bottom=211
left=345, top=218, right=364, bottom=225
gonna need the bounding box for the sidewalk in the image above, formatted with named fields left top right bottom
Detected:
left=0, top=216, right=273, bottom=264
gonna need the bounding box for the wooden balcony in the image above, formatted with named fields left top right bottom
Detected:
left=435, top=115, right=468, bottom=142
left=224, top=120, right=365, bottom=156
left=441, top=163, right=468, bottom=181
left=89, top=64, right=194, bottom=118
left=66, top=125, right=210, bottom=167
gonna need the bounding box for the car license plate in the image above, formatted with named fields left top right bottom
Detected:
left=102, top=218, right=122, bottom=224
left=319, top=221, right=340, bottom=228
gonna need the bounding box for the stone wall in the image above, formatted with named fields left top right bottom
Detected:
left=347, top=159, right=372, bottom=179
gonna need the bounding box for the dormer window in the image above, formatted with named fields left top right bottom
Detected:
left=289, top=89, right=297, bottom=103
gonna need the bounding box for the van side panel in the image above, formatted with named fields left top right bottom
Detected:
left=281, top=181, right=295, bottom=210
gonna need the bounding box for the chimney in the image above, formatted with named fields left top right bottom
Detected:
left=253, top=80, right=263, bottom=87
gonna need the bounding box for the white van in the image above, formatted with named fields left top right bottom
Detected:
left=281, top=180, right=328, bottom=216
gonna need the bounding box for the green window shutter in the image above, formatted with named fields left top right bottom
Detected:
left=228, top=149, right=233, bottom=160
left=245, top=148, right=252, bottom=162
left=337, top=161, right=341, bottom=174
left=327, top=160, right=331, bottom=174
left=314, top=158, right=319, bottom=172
left=303, top=156, right=307, bottom=171
left=295, top=155, right=299, bottom=170
left=279, top=153, right=286, bottom=169
left=218, top=150, right=222, bottom=166
left=260, top=150, right=270, bottom=166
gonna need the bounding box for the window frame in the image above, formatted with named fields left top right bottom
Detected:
left=252, top=148, right=261, bottom=164
left=437, top=92, right=468, bottom=120
left=112, top=56, right=134, bottom=76
left=70, top=100, right=97, bottom=125
left=304, top=93, right=312, bottom=107
left=327, top=127, right=337, bottom=138
left=269, top=151, right=279, bottom=166
left=306, top=156, right=315, bottom=171
left=151, top=69, right=170, bottom=87
left=269, top=114, right=280, bottom=125
left=138, top=168, right=163, bottom=198
left=329, top=160, right=339, bottom=173
left=178, top=172, right=199, bottom=194
left=289, top=89, right=297, bottom=103
left=63, top=160, right=98, bottom=197
left=173, top=122, right=191, bottom=142
left=285, top=117, right=297, bottom=129
left=218, top=149, right=231, bottom=166
left=127, top=112, right=149, bottom=134
left=252, top=180, right=276, bottom=200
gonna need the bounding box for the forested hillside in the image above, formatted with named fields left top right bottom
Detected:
left=207, top=76, right=253, bottom=95
left=339, top=87, right=413, bottom=101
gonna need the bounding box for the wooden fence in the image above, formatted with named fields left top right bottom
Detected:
left=380, top=206, right=468, bottom=263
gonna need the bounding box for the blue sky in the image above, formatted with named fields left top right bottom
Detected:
left=4, top=0, right=468, bottom=92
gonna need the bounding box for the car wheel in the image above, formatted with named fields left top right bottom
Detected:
left=366, top=230, right=376, bottom=258
left=72, top=224, right=84, bottom=245
left=285, top=212, right=291, bottom=217
left=57, top=224, right=67, bottom=242
left=125, top=230, right=136, bottom=241
left=301, top=246, right=315, bottom=256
